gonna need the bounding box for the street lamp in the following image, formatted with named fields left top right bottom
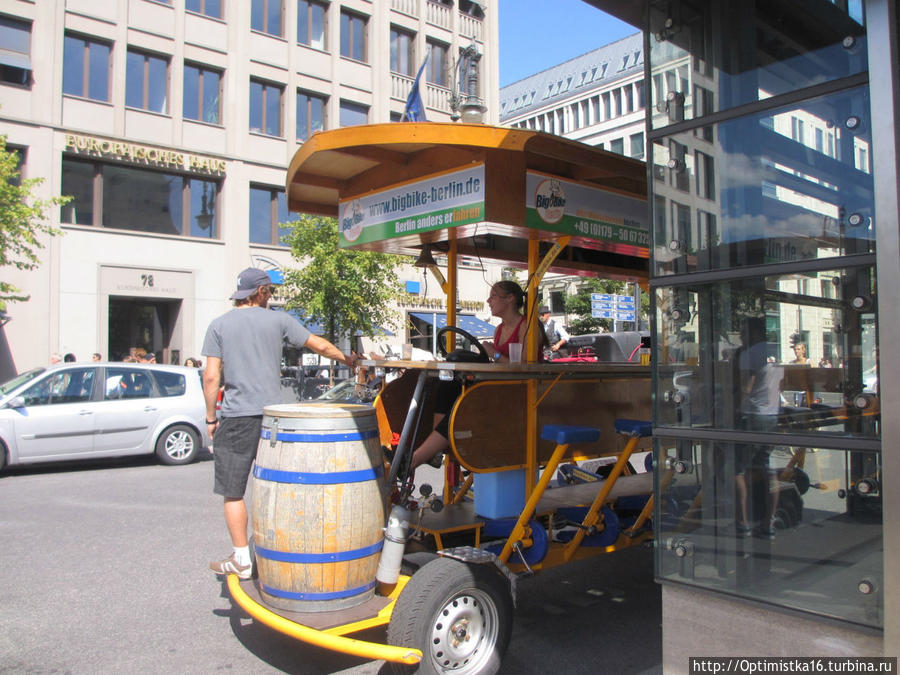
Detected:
left=449, top=39, right=486, bottom=123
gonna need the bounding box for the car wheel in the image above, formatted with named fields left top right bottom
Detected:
left=0, top=440, right=7, bottom=474
left=387, top=557, right=513, bottom=674
left=155, top=424, right=200, bottom=465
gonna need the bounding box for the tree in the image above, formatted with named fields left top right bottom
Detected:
left=0, top=135, right=70, bottom=311
left=280, top=214, right=409, bottom=346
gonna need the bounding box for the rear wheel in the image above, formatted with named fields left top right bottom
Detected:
left=155, top=424, right=200, bottom=465
left=387, top=557, right=513, bottom=674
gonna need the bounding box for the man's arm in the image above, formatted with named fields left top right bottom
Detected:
left=552, top=323, right=570, bottom=351
left=304, top=334, right=359, bottom=368
left=202, top=356, right=222, bottom=434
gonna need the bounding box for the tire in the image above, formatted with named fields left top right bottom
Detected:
left=387, top=557, right=513, bottom=675
left=400, top=551, right=439, bottom=576
left=155, top=424, right=200, bottom=465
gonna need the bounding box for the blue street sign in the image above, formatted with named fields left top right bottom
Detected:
left=617, top=311, right=636, bottom=321
left=616, top=295, right=635, bottom=306
left=591, top=309, right=616, bottom=319
left=591, top=301, right=615, bottom=310
left=591, top=293, right=614, bottom=302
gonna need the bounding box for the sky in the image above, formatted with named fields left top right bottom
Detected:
left=497, top=0, right=638, bottom=87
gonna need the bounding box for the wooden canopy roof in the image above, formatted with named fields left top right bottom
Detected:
left=285, top=122, right=649, bottom=280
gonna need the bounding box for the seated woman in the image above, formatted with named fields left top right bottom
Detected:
left=409, top=280, right=547, bottom=470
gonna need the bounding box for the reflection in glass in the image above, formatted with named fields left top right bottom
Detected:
left=648, top=0, right=867, bottom=129
left=189, top=178, right=216, bottom=238
left=656, top=438, right=882, bottom=628
left=249, top=187, right=275, bottom=244
left=62, top=35, right=83, bottom=97
left=654, top=267, right=878, bottom=438
left=125, top=51, right=144, bottom=109
left=339, top=101, right=368, bottom=127
left=653, top=87, right=873, bottom=275
left=298, top=0, right=326, bottom=49
left=102, top=165, right=180, bottom=235
left=276, top=190, right=292, bottom=245
left=88, top=41, right=110, bottom=102
left=61, top=159, right=95, bottom=225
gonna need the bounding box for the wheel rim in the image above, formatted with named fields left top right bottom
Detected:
left=428, top=588, right=499, bottom=673
left=165, top=430, right=193, bottom=459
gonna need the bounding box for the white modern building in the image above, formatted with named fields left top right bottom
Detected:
left=0, top=0, right=499, bottom=373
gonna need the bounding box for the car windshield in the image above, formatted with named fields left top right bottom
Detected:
left=315, top=378, right=377, bottom=403
left=0, top=367, right=45, bottom=396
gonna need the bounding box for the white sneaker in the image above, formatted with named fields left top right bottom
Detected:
left=209, top=553, right=252, bottom=580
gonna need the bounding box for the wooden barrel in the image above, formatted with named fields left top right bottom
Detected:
left=250, top=402, right=385, bottom=613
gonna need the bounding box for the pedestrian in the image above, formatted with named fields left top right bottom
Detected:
left=64, top=353, right=76, bottom=362
left=539, top=306, right=570, bottom=358
left=202, top=267, right=359, bottom=579
left=49, top=353, right=62, bottom=365
left=92, top=353, right=102, bottom=362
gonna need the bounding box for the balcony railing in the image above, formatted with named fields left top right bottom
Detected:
left=391, top=0, right=418, bottom=18
left=459, top=12, right=483, bottom=42
left=391, top=73, right=451, bottom=114
left=392, top=72, right=414, bottom=101
left=426, top=0, right=451, bottom=29
left=426, top=83, right=451, bottom=113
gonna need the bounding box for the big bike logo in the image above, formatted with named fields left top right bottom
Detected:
left=534, top=179, right=566, bottom=224
left=341, top=200, right=364, bottom=242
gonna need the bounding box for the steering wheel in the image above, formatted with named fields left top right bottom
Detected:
left=436, top=326, right=491, bottom=362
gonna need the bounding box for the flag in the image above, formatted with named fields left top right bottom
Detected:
left=401, top=56, right=428, bottom=122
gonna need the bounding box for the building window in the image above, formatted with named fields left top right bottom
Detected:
left=250, top=79, right=283, bottom=136
left=390, top=26, right=414, bottom=76
left=458, top=0, right=484, bottom=19
left=297, top=0, right=326, bottom=50
left=609, top=138, right=624, bottom=155
left=185, top=0, right=222, bottom=19
left=297, top=90, right=326, bottom=141
left=184, top=63, right=222, bottom=124
left=340, top=10, right=367, bottom=62
left=60, top=158, right=220, bottom=238
left=249, top=185, right=292, bottom=245
left=63, top=34, right=111, bottom=102
left=126, top=49, right=169, bottom=113
left=630, top=132, right=644, bottom=159
left=252, top=0, right=283, bottom=37
left=0, top=16, right=32, bottom=87
left=339, top=100, right=368, bottom=127
left=427, top=40, right=448, bottom=87
left=5, top=143, right=26, bottom=187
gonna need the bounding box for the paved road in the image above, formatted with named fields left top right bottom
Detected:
left=0, top=453, right=661, bottom=674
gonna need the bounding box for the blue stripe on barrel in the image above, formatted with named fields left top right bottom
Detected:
left=254, top=539, right=384, bottom=563
left=260, top=580, right=378, bottom=601
left=259, top=428, right=379, bottom=442
left=253, top=463, right=384, bottom=484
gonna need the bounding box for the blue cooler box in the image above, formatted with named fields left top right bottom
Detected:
left=473, top=469, right=526, bottom=519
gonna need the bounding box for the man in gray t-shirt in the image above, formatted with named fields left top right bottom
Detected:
left=202, top=267, right=358, bottom=580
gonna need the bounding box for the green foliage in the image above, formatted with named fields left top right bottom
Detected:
left=280, top=214, right=409, bottom=345
left=0, top=135, right=70, bottom=311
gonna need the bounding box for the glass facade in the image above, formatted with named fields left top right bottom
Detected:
left=648, top=0, right=880, bottom=628
left=656, top=437, right=882, bottom=628
left=61, top=158, right=219, bottom=238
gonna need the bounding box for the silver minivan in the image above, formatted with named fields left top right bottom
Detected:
left=0, top=363, right=209, bottom=471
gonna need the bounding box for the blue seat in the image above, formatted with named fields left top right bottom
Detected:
left=541, top=425, right=601, bottom=445
left=614, top=419, right=652, bottom=438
